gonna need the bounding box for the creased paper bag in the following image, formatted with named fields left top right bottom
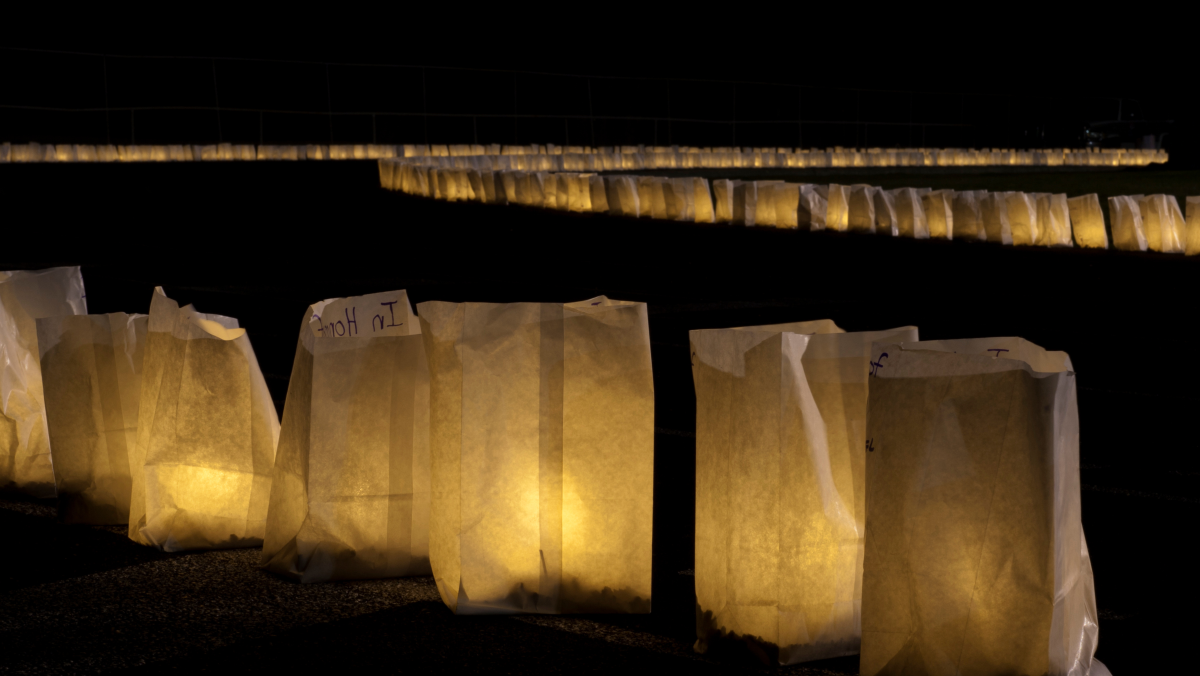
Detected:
left=128, top=287, right=279, bottom=551
left=418, top=296, right=653, bottom=614
left=36, top=313, right=146, bottom=523
left=862, top=338, right=1105, bottom=676
left=1107, top=195, right=1148, bottom=251
left=692, top=320, right=918, bottom=665
left=1068, top=194, right=1108, bottom=249
left=0, top=266, right=88, bottom=497
left=262, top=290, right=430, bottom=582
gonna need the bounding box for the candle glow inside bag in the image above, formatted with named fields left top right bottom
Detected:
left=862, top=338, right=1106, bottom=676
left=128, top=287, right=279, bottom=551
left=262, top=290, right=431, bottom=582
left=36, top=313, right=146, bottom=524
left=0, top=266, right=88, bottom=497
left=419, top=296, right=653, bottom=614
left=691, top=320, right=918, bottom=665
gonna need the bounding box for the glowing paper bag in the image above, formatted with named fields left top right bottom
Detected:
left=262, top=290, right=430, bottom=582
left=826, top=184, right=851, bottom=232
left=128, top=287, right=279, bottom=551
left=0, top=266, right=88, bottom=496
left=848, top=185, right=877, bottom=233
left=713, top=179, right=735, bottom=223
left=418, top=296, right=653, bottom=614
left=982, top=192, right=1013, bottom=244
left=873, top=189, right=898, bottom=235
left=1035, top=193, right=1074, bottom=247
left=36, top=313, right=146, bottom=523
left=951, top=190, right=986, bottom=241
left=798, top=185, right=828, bottom=230
left=732, top=180, right=758, bottom=226
left=1186, top=196, right=1200, bottom=255
left=1107, top=195, right=1148, bottom=251
left=921, top=189, right=954, bottom=239
left=694, top=178, right=716, bottom=223
left=1136, top=194, right=1185, bottom=253
left=862, top=338, right=1106, bottom=676
left=692, top=321, right=918, bottom=665
left=1068, top=194, right=1108, bottom=249
left=1006, top=192, right=1040, bottom=245
left=890, top=188, right=929, bottom=239
left=604, top=176, right=640, bottom=217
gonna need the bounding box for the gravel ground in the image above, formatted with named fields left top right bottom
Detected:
left=0, top=497, right=855, bottom=675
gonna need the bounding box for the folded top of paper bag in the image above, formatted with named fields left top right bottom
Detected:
left=308, top=290, right=419, bottom=338
left=870, top=336, right=1072, bottom=378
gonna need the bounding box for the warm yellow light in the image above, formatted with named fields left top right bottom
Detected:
left=418, top=296, right=653, bottom=614
left=0, top=265, right=88, bottom=497
left=127, top=287, right=279, bottom=551
left=261, top=290, right=431, bottom=582
left=691, top=320, right=918, bottom=665
left=1068, top=194, right=1108, bottom=249
left=862, top=337, right=1103, bottom=676
left=37, top=312, right=146, bottom=524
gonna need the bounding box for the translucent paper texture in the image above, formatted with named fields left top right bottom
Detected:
left=862, top=338, right=1104, bottom=676
left=36, top=313, right=146, bottom=523
left=262, top=290, right=431, bottom=582
left=691, top=320, right=918, bottom=665
left=0, top=266, right=88, bottom=496
left=1067, top=195, right=1108, bottom=249
left=419, top=296, right=654, bottom=614
left=128, top=288, right=280, bottom=551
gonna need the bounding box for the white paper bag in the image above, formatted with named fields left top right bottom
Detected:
left=732, top=180, right=758, bottom=226
left=128, top=288, right=280, bottom=551
left=826, top=184, right=851, bottom=232
left=588, top=175, right=609, bottom=213
left=890, top=188, right=929, bottom=239
left=1034, top=193, right=1074, bottom=247
left=0, top=266, right=88, bottom=497
left=951, top=190, right=987, bottom=241
left=1137, top=194, right=1186, bottom=253
left=418, top=297, right=653, bottom=614
left=1185, top=196, right=1200, bottom=255
left=1067, top=194, right=1108, bottom=249
left=604, top=176, right=640, bottom=217
left=694, top=178, right=716, bottom=224
left=1107, top=195, right=1148, bottom=251
left=922, top=189, right=955, bottom=239
left=36, top=313, right=146, bottom=523
left=873, top=189, right=898, bottom=236
left=982, top=192, right=1014, bottom=245
left=714, top=179, right=735, bottom=223
left=862, top=338, right=1104, bottom=676
left=692, top=321, right=918, bottom=665
left=848, top=185, right=877, bottom=233
left=261, top=290, right=430, bottom=582
left=798, top=185, right=829, bottom=231
left=1006, top=192, right=1040, bottom=245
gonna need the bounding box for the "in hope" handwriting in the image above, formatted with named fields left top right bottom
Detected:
left=313, top=301, right=405, bottom=337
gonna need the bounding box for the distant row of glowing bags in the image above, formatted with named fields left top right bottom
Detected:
left=3, top=267, right=1100, bottom=675
left=381, top=162, right=1200, bottom=255
left=1, top=141, right=1164, bottom=167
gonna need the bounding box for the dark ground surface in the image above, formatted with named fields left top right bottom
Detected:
left=1, top=160, right=1197, bottom=674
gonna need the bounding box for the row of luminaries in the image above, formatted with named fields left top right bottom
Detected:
left=2, top=267, right=1106, bottom=676
left=1, top=140, right=1165, bottom=168
left=380, top=160, right=1200, bottom=255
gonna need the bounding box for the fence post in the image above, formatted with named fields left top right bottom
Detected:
left=325, top=63, right=334, bottom=145
left=211, top=59, right=223, bottom=143
left=102, top=55, right=111, bottom=145
left=587, top=78, right=595, bottom=147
